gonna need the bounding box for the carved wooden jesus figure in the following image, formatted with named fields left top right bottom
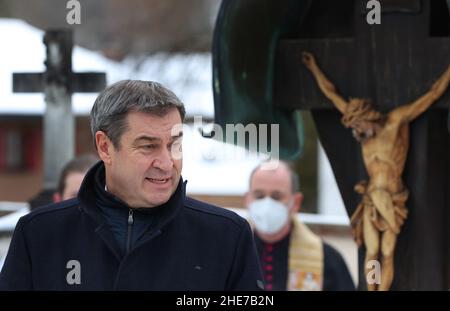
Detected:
left=302, top=52, right=450, bottom=291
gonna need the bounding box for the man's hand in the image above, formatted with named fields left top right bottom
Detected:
left=301, top=51, right=348, bottom=113
left=431, top=65, right=450, bottom=94
left=302, top=52, right=316, bottom=70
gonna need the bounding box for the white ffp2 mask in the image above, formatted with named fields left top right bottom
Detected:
left=248, top=197, right=290, bottom=234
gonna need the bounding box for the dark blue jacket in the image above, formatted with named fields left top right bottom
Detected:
left=0, top=162, right=264, bottom=290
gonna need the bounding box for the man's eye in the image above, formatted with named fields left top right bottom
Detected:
left=271, top=194, right=282, bottom=201
left=142, top=145, right=156, bottom=150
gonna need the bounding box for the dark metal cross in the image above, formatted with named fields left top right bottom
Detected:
left=275, top=0, right=450, bottom=289
left=13, top=29, right=106, bottom=190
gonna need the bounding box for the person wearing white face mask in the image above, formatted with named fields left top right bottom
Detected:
left=245, top=160, right=355, bottom=291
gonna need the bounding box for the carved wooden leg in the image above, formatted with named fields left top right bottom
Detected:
left=379, top=229, right=397, bottom=291
left=363, top=205, right=380, bottom=291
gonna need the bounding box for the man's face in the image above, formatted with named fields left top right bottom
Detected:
left=62, top=172, right=85, bottom=200
left=351, top=119, right=378, bottom=142
left=246, top=165, right=296, bottom=211
left=102, top=109, right=183, bottom=208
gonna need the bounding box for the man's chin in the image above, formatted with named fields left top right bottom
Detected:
left=142, top=193, right=172, bottom=208
left=141, top=180, right=179, bottom=207
left=146, top=189, right=173, bottom=207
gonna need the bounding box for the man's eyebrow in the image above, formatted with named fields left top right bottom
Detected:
left=252, top=189, right=265, bottom=194
left=134, top=136, right=161, bottom=144
left=133, top=132, right=183, bottom=144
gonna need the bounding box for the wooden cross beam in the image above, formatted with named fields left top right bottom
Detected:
left=274, top=0, right=450, bottom=290
left=13, top=30, right=106, bottom=190
left=276, top=0, right=450, bottom=110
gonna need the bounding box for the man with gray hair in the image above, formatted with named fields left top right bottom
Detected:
left=0, top=80, right=264, bottom=290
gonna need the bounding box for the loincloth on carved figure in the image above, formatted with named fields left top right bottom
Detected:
left=350, top=180, right=408, bottom=246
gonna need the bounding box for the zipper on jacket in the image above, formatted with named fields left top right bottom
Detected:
left=126, top=209, right=134, bottom=253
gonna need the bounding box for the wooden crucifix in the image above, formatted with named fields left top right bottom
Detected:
left=13, top=30, right=106, bottom=190
left=275, top=0, right=450, bottom=290
left=303, top=51, right=450, bottom=290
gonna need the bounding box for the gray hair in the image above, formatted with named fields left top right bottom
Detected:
left=249, top=160, right=300, bottom=194
left=90, top=80, right=186, bottom=150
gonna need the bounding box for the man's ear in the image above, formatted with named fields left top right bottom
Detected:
left=243, top=192, right=251, bottom=208
left=53, top=192, right=62, bottom=203
left=95, top=131, right=114, bottom=165
left=291, top=192, right=303, bottom=213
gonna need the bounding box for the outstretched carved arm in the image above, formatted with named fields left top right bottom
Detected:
left=391, top=64, right=450, bottom=122
left=302, top=52, right=348, bottom=114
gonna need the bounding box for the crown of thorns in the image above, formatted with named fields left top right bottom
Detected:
left=341, top=98, right=383, bottom=128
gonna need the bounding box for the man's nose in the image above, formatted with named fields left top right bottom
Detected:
left=153, top=148, right=174, bottom=171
